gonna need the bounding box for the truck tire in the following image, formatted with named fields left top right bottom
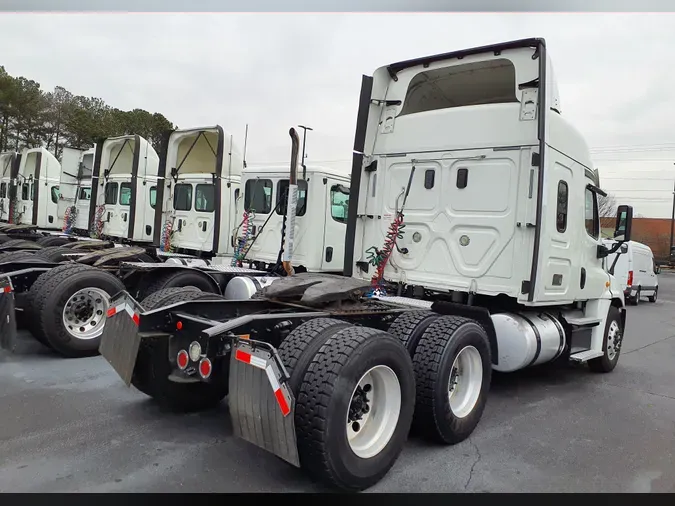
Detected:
left=0, top=239, right=42, bottom=251
left=0, top=250, right=43, bottom=263
left=649, top=288, right=658, bottom=303
left=34, top=266, right=125, bottom=358
left=295, top=326, right=415, bottom=491
left=588, top=306, right=623, bottom=373
left=131, top=287, right=229, bottom=411
left=36, top=236, right=71, bottom=247
left=412, top=316, right=492, bottom=445
left=35, top=246, right=77, bottom=263
left=277, top=318, right=352, bottom=394
left=24, top=263, right=99, bottom=344
left=387, top=310, right=441, bottom=357
left=139, top=270, right=219, bottom=299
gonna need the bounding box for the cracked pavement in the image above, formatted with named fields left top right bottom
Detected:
left=2, top=274, right=675, bottom=492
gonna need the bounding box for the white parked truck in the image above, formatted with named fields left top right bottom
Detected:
left=155, top=125, right=241, bottom=258
left=230, top=164, right=350, bottom=274
left=90, top=135, right=160, bottom=244
left=58, top=146, right=96, bottom=236
left=87, top=38, right=634, bottom=492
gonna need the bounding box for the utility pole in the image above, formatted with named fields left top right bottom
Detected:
left=297, top=125, right=312, bottom=181
left=670, top=164, right=675, bottom=264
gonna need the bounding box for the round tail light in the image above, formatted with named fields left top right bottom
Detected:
left=177, top=350, right=189, bottom=370
left=199, top=358, right=212, bottom=379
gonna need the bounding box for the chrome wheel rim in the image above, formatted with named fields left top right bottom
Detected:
left=606, top=320, right=621, bottom=361
left=448, top=346, right=483, bottom=419
left=61, top=287, right=111, bottom=340
left=346, top=365, right=401, bottom=459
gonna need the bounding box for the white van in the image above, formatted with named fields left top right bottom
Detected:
left=604, top=239, right=658, bottom=305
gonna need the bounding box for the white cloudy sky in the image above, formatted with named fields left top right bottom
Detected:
left=1, top=11, right=675, bottom=217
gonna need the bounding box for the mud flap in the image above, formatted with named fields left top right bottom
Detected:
left=228, top=339, right=300, bottom=468
left=0, top=276, right=17, bottom=351
left=99, top=291, right=143, bottom=386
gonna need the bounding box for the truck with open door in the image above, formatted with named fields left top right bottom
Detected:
left=155, top=125, right=242, bottom=259
left=89, top=38, right=634, bottom=492
left=90, top=135, right=160, bottom=244
left=59, top=146, right=96, bottom=237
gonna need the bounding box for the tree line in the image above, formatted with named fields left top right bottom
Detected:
left=0, top=66, right=176, bottom=159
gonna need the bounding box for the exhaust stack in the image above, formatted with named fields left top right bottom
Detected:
left=282, top=127, right=300, bottom=276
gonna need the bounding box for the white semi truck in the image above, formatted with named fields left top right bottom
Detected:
left=90, top=38, right=633, bottom=492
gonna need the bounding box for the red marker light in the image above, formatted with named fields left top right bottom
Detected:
left=199, top=358, right=212, bottom=379
left=176, top=321, right=183, bottom=330
left=177, top=350, right=189, bottom=370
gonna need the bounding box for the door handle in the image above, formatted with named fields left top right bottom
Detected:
left=123, top=213, right=127, bottom=222
left=178, top=220, right=183, bottom=232
left=202, top=222, right=207, bottom=232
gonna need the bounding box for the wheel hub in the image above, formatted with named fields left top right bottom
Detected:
left=62, top=287, right=111, bottom=340
left=348, top=384, right=372, bottom=425
left=346, top=365, right=401, bottom=459
left=606, top=320, right=622, bottom=360
left=447, top=345, right=483, bottom=419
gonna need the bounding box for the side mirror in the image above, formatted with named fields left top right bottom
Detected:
left=613, top=205, right=633, bottom=242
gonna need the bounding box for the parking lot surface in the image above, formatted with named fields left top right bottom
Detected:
left=2, top=276, right=675, bottom=493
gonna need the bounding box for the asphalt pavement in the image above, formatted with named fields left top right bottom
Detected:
left=1, top=276, right=675, bottom=493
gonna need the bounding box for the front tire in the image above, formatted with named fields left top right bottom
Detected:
left=588, top=306, right=623, bottom=373
left=411, top=316, right=492, bottom=445
left=295, top=326, right=415, bottom=491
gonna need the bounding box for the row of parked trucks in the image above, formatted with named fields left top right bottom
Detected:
left=0, top=38, right=636, bottom=492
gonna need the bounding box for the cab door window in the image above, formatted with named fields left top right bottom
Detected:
left=584, top=187, right=599, bottom=239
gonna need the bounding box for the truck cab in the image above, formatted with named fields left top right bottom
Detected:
left=0, top=151, right=20, bottom=223
left=154, top=126, right=242, bottom=257
left=57, top=146, right=96, bottom=235
left=90, top=135, right=159, bottom=243
left=15, top=147, right=62, bottom=230
left=348, top=39, right=620, bottom=311
left=235, top=165, right=350, bottom=273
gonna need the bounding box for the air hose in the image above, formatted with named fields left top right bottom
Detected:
left=364, top=164, right=417, bottom=296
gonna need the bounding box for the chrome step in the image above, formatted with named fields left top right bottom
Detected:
left=569, top=350, right=604, bottom=362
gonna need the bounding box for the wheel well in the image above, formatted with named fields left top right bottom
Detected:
left=429, top=301, right=498, bottom=365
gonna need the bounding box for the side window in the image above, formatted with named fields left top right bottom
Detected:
left=149, top=186, right=157, bottom=209
left=556, top=180, right=568, bottom=233
left=276, top=179, right=308, bottom=216
left=244, top=179, right=272, bottom=214
left=584, top=187, right=599, bottom=239
left=0, top=182, right=6, bottom=198
left=79, top=187, right=92, bottom=200
left=21, top=183, right=28, bottom=200
left=173, top=183, right=192, bottom=211
left=51, top=186, right=60, bottom=204
left=104, top=182, right=118, bottom=205
left=195, top=184, right=215, bottom=212
left=330, top=184, right=350, bottom=223
left=119, top=183, right=132, bottom=206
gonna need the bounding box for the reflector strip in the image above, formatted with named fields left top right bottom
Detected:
left=266, top=365, right=291, bottom=416
left=234, top=349, right=266, bottom=369
left=106, top=302, right=139, bottom=326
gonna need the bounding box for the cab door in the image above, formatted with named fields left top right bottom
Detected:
left=321, top=180, right=350, bottom=272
